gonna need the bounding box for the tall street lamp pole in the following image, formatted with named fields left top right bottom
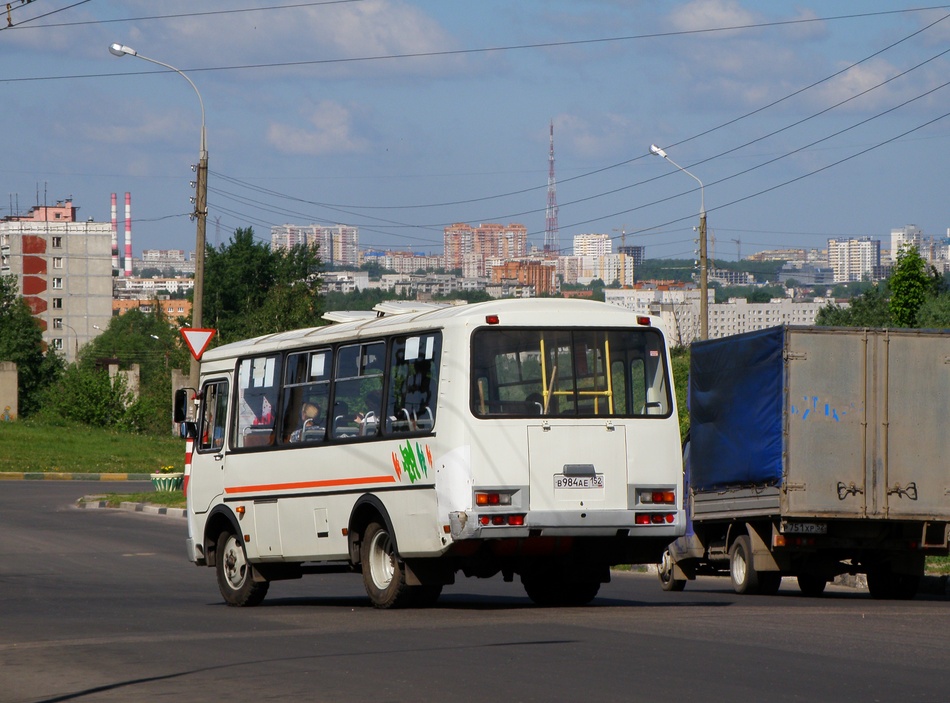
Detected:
left=649, top=144, right=708, bottom=340
left=109, top=43, right=207, bottom=389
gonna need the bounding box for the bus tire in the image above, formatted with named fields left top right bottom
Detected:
left=215, top=531, right=269, bottom=607
left=658, top=548, right=687, bottom=592
left=361, top=521, right=412, bottom=609
left=522, top=568, right=601, bottom=607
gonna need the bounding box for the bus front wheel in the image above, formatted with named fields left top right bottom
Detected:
left=215, top=531, right=269, bottom=607
left=360, top=521, right=413, bottom=609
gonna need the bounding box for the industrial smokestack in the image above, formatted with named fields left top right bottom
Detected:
left=124, top=192, right=132, bottom=278
left=111, top=193, right=119, bottom=274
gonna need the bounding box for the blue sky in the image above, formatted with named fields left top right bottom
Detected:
left=3, top=1, right=950, bottom=261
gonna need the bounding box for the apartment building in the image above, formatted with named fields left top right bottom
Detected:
left=827, top=237, right=881, bottom=283
left=443, top=223, right=528, bottom=274
left=271, top=223, right=360, bottom=268
left=605, top=285, right=832, bottom=345
left=0, top=199, right=112, bottom=363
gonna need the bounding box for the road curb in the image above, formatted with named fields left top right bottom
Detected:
left=0, top=472, right=152, bottom=481
left=76, top=496, right=186, bottom=520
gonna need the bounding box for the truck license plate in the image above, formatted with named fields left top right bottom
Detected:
left=554, top=474, right=604, bottom=489
left=783, top=521, right=827, bottom=534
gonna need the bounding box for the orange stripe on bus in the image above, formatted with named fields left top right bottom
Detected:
left=224, top=474, right=397, bottom=494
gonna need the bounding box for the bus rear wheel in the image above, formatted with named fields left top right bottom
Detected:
left=522, top=567, right=601, bottom=607
left=360, top=521, right=413, bottom=609
left=215, top=531, right=269, bottom=607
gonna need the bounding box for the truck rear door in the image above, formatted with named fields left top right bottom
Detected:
left=783, top=329, right=870, bottom=517
left=879, top=330, right=950, bottom=519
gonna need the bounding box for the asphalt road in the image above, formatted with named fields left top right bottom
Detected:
left=2, top=480, right=949, bottom=703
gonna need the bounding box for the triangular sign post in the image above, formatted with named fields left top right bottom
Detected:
left=181, top=328, right=216, bottom=361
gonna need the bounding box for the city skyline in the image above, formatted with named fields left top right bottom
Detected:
left=3, top=2, right=949, bottom=260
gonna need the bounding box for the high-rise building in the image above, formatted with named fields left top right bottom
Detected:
left=0, top=199, right=112, bottom=363
left=827, top=237, right=881, bottom=283
left=271, top=223, right=359, bottom=268
left=890, top=225, right=923, bottom=262
left=617, top=245, right=645, bottom=267
left=572, top=233, right=612, bottom=257
left=443, top=223, right=527, bottom=275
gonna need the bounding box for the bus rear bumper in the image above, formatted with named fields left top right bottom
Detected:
left=449, top=509, right=684, bottom=541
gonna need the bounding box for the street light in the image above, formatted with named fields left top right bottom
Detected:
left=109, top=43, right=207, bottom=389
left=649, top=144, right=708, bottom=340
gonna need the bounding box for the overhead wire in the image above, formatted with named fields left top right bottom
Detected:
left=7, top=4, right=950, bottom=257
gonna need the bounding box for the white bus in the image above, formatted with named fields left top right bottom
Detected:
left=174, top=298, right=684, bottom=608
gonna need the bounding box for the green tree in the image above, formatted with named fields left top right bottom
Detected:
left=915, top=293, right=950, bottom=329
left=203, top=227, right=323, bottom=343
left=815, top=283, right=891, bottom=327
left=888, top=247, right=935, bottom=328
left=37, top=306, right=190, bottom=433
left=0, top=275, right=64, bottom=416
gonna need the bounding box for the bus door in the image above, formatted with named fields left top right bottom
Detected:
left=191, top=377, right=230, bottom=514
left=527, top=330, right=630, bottom=512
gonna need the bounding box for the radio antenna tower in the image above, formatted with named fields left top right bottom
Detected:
left=544, top=120, right=559, bottom=255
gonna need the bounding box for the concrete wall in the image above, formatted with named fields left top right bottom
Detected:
left=0, top=362, right=18, bottom=421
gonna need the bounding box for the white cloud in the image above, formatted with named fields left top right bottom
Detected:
left=111, top=0, right=461, bottom=79
left=555, top=112, right=633, bottom=159
left=267, top=100, right=369, bottom=156
left=668, top=0, right=757, bottom=33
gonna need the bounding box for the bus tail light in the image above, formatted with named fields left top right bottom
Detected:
left=478, top=514, right=525, bottom=526
left=635, top=513, right=676, bottom=525
left=475, top=491, right=512, bottom=506
left=638, top=490, right=676, bottom=505
left=637, top=315, right=652, bottom=326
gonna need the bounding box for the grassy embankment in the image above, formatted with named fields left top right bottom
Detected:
left=0, top=419, right=187, bottom=508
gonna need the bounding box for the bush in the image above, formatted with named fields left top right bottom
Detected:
left=37, top=365, right=134, bottom=430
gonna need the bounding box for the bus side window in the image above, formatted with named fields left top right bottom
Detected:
left=332, top=342, right=385, bottom=439
left=235, top=354, right=281, bottom=449
left=280, top=349, right=331, bottom=445
left=386, top=333, right=441, bottom=435
left=198, top=380, right=229, bottom=451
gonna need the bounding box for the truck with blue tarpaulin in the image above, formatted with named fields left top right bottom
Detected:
left=658, top=325, right=950, bottom=598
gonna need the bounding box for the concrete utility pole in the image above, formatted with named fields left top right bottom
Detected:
left=109, top=43, right=208, bottom=389
left=649, top=144, right=708, bottom=340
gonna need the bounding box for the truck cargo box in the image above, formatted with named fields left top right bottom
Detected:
left=689, top=326, right=950, bottom=521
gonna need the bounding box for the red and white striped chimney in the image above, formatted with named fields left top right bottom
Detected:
left=124, top=192, right=133, bottom=278
left=110, top=193, right=119, bottom=274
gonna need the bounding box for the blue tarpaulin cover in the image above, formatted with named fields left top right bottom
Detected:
left=689, top=326, right=785, bottom=490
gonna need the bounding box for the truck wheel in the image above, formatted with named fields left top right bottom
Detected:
left=215, top=531, right=269, bottom=607
left=409, top=584, right=443, bottom=608
left=797, top=573, right=827, bottom=597
left=360, top=521, right=413, bottom=609
left=657, top=548, right=687, bottom=592
left=729, top=535, right=760, bottom=594
left=758, top=572, right=783, bottom=595
left=867, top=568, right=920, bottom=600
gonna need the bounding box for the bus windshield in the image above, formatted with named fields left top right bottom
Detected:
left=470, top=327, right=671, bottom=418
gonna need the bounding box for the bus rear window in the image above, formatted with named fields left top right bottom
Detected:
left=470, top=328, right=671, bottom=418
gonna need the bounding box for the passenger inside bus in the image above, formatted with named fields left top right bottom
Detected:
left=355, top=390, right=381, bottom=436
left=289, top=402, right=322, bottom=443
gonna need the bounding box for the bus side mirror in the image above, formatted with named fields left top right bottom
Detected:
left=173, top=388, right=191, bottom=423
left=181, top=421, right=198, bottom=439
